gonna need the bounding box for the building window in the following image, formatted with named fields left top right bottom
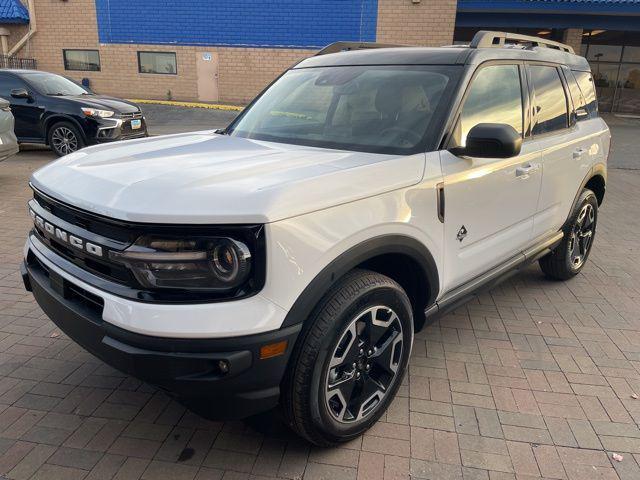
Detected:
left=63, top=50, right=100, bottom=71
left=137, top=51, right=177, bottom=75
left=582, top=30, right=640, bottom=114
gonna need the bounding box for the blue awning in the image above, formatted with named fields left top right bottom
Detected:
left=457, top=0, right=640, bottom=31
left=458, top=0, right=640, bottom=15
left=0, top=0, right=29, bottom=24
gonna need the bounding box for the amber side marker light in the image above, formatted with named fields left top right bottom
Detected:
left=260, top=340, right=288, bottom=359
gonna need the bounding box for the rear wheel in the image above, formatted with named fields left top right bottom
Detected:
left=48, top=121, right=84, bottom=157
left=539, top=189, right=598, bottom=280
left=282, top=269, right=413, bottom=446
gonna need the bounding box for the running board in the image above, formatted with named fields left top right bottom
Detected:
left=424, top=231, right=564, bottom=321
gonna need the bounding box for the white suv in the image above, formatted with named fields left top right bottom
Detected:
left=22, top=31, right=609, bottom=445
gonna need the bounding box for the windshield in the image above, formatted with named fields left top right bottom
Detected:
left=24, top=72, right=89, bottom=96
left=228, top=65, right=457, bottom=155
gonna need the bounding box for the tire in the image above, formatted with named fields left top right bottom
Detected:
left=282, top=269, right=413, bottom=446
left=539, top=188, right=598, bottom=280
left=47, top=121, right=84, bottom=157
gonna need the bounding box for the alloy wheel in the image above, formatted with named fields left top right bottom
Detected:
left=324, top=306, right=404, bottom=423
left=568, top=203, right=595, bottom=269
left=51, top=126, right=79, bottom=156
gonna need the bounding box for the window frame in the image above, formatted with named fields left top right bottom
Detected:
left=526, top=62, right=571, bottom=138
left=445, top=60, right=529, bottom=150
left=137, top=51, right=178, bottom=75
left=63, top=49, right=101, bottom=72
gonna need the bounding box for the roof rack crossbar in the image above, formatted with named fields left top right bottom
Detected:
left=315, top=41, right=407, bottom=56
left=470, top=31, right=574, bottom=54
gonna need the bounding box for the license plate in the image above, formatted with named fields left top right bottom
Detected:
left=131, top=119, right=142, bottom=130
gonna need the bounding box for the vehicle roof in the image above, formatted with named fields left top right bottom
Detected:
left=295, top=45, right=591, bottom=72
left=0, top=69, right=46, bottom=75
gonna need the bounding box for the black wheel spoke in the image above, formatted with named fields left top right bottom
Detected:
left=569, top=203, right=596, bottom=270
left=325, top=305, right=404, bottom=424
left=370, top=329, right=402, bottom=377
left=347, top=376, right=384, bottom=421
left=362, top=307, right=397, bottom=347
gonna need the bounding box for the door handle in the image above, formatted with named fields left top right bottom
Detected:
left=515, top=163, right=538, bottom=178
left=573, top=148, right=587, bottom=159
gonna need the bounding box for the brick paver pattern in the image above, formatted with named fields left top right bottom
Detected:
left=1, top=150, right=640, bottom=480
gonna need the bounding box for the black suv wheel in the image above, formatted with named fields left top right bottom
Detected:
left=539, top=188, right=598, bottom=280
left=48, top=121, right=84, bottom=157
left=282, top=269, right=413, bottom=446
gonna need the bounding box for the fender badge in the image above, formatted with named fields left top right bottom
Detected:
left=457, top=226, right=468, bottom=242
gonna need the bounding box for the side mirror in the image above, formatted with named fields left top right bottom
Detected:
left=10, top=88, right=31, bottom=100
left=450, top=123, right=522, bottom=158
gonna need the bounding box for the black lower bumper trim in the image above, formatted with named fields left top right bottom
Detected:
left=24, top=257, right=301, bottom=420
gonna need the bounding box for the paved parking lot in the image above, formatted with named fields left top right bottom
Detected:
left=1, top=122, right=640, bottom=479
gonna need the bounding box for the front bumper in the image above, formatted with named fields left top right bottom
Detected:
left=22, top=248, right=301, bottom=420
left=92, top=116, right=149, bottom=143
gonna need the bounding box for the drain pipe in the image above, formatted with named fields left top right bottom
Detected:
left=8, top=0, right=36, bottom=57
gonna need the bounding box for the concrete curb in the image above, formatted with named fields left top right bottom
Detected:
left=129, top=99, right=244, bottom=112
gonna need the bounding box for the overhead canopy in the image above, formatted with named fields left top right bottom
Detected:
left=457, top=0, right=640, bottom=31
left=0, top=0, right=28, bottom=24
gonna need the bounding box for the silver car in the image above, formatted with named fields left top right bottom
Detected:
left=0, top=97, right=19, bottom=162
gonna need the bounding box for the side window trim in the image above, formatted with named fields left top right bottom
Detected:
left=527, top=62, right=571, bottom=138
left=520, top=62, right=532, bottom=139
left=445, top=61, right=525, bottom=149
left=558, top=66, right=577, bottom=127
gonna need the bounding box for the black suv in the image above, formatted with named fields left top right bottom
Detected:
left=0, top=69, right=148, bottom=156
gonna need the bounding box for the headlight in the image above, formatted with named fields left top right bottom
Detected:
left=81, top=107, right=115, bottom=118
left=109, top=236, right=252, bottom=290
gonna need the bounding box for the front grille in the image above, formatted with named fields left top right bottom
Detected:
left=34, top=191, right=136, bottom=243
left=31, top=192, right=135, bottom=286
left=119, top=112, right=143, bottom=119
left=29, top=188, right=267, bottom=303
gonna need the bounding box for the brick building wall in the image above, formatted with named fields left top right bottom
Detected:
left=562, top=28, right=584, bottom=55
left=5, top=0, right=458, bottom=104
left=377, top=0, right=457, bottom=46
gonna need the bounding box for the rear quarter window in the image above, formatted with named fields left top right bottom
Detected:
left=572, top=70, right=598, bottom=118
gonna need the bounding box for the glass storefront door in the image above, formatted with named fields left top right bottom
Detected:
left=584, top=30, right=640, bottom=115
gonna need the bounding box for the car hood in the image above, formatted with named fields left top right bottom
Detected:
left=30, top=132, right=425, bottom=224
left=58, top=95, right=140, bottom=114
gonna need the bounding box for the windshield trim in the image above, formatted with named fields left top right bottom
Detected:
left=225, top=64, right=462, bottom=156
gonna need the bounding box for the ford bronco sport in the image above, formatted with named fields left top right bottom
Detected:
left=22, top=31, right=609, bottom=445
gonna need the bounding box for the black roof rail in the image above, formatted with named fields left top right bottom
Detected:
left=315, top=41, right=407, bottom=56
left=470, top=30, right=575, bottom=54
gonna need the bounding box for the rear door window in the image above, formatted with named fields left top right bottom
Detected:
left=530, top=65, right=569, bottom=135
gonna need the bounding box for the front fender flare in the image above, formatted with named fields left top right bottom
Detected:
left=280, top=235, right=439, bottom=329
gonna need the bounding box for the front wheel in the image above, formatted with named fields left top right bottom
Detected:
left=539, top=188, right=598, bottom=280
left=48, top=121, right=84, bottom=157
left=282, top=269, right=413, bottom=446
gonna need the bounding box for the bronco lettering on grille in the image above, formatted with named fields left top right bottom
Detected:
left=29, top=208, right=104, bottom=258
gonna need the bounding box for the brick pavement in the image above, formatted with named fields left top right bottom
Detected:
left=1, top=149, right=640, bottom=479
